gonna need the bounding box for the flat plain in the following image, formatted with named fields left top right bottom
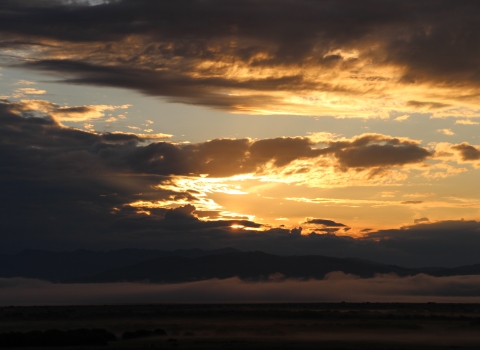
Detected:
left=2, top=303, right=480, bottom=349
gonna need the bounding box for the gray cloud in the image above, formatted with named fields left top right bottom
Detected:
left=335, top=144, right=431, bottom=168
left=452, top=143, right=480, bottom=161
left=3, top=101, right=431, bottom=180
left=321, top=135, right=433, bottom=169
left=414, top=217, right=429, bottom=224
left=406, top=101, right=451, bottom=110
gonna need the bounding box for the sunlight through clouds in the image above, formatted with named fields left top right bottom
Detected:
left=2, top=0, right=480, bottom=266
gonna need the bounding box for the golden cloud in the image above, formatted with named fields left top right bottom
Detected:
left=12, top=99, right=130, bottom=122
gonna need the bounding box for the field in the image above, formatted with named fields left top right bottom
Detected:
left=2, top=303, right=480, bottom=349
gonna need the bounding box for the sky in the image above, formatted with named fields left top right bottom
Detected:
left=1, top=0, right=480, bottom=267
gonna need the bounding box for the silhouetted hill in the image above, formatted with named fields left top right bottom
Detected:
left=0, top=248, right=239, bottom=282
left=77, top=251, right=420, bottom=283
left=424, top=264, right=480, bottom=277
left=4, top=249, right=480, bottom=284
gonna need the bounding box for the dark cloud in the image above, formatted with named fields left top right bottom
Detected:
left=414, top=217, right=429, bottom=224
left=401, top=201, right=423, bottom=204
left=112, top=205, right=262, bottom=234
left=7, top=101, right=426, bottom=180
left=406, top=101, right=451, bottom=110
left=0, top=101, right=310, bottom=253
left=108, top=217, right=480, bottom=268
left=0, top=1, right=479, bottom=111
left=319, top=134, right=433, bottom=169
left=0, top=100, right=323, bottom=178
left=335, top=144, right=431, bottom=168
left=365, top=220, right=480, bottom=267
left=452, top=143, right=480, bottom=161
left=111, top=136, right=322, bottom=177
left=304, top=219, right=347, bottom=227
left=101, top=133, right=432, bottom=176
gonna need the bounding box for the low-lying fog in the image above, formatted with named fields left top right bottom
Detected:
left=3, top=272, right=480, bottom=305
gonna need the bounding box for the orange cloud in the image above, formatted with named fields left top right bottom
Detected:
left=10, top=99, right=130, bottom=122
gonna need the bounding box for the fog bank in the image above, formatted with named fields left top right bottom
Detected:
left=3, top=273, right=480, bottom=305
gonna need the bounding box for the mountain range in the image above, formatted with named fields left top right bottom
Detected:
left=2, top=249, right=480, bottom=283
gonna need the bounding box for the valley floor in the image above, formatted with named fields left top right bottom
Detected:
left=2, top=303, right=480, bottom=349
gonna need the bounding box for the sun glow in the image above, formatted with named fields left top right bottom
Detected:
left=230, top=224, right=245, bottom=229
left=154, top=176, right=249, bottom=195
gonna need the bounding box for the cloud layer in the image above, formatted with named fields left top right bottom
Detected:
left=2, top=0, right=480, bottom=117
left=0, top=100, right=434, bottom=179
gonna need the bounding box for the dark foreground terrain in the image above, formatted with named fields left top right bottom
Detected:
left=2, top=303, right=480, bottom=349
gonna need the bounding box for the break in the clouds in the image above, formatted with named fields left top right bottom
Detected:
left=1, top=0, right=480, bottom=117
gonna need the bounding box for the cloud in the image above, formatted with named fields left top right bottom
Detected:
left=394, top=115, right=409, bottom=122
left=452, top=143, right=480, bottom=161
left=96, top=132, right=432, bottom=180
left=108, top=131, right=172, bottom=140
left=334, top=143, right=431, bottom=169
left=304, top=219, right=347, bottom=227
left=414, top=217, right=429, bottom=224
left=3, top=274, right=480, bottom=305
left=14, top=88, right=46, bottom=95
left=437, top=128, right=454, bottom=136
left=286, top=196, right=480, bottom=211
left=50, top=104, right=130, bottom=122
left=364, top=220, right=480, bottom=267
left=115, top=136, right=325, bottom=177
left=406, top=101, right=451, bottom=110
left=455, top=119, right=479, bottom=125
left=7, top=99, right=130, bottom=122
left=14, top=80, right=36, bottom=85
left=2, top=1, right=480, bottom=117
left=6, top=99, right=432, bottom=182
left=317, top=134, right=433, bottom=170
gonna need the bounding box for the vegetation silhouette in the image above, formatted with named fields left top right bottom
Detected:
left=122, top=328, right=167, bottom=340
left=0, top=328, right=116, bottom=347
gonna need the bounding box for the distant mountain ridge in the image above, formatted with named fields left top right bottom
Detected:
left=77, top=251, right=419, bottom=283
left=0, top=248, right=239, bottom=282
left=2, top=249, right=480, bottom=283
